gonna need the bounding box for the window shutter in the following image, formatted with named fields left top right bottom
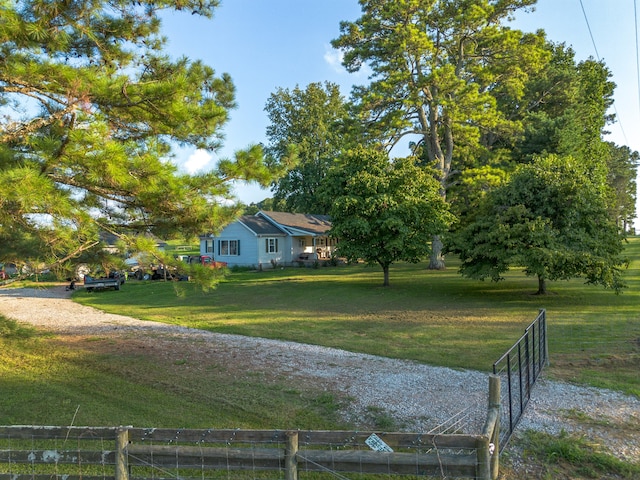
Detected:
left=237, top=240, right=240, bottom=256
left=275, top=238, right=278, bottom=252
left=217, top=240, right=220, bottom=256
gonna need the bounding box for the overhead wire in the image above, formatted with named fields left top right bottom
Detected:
left=579, top=0, right=601, bottom=60
left=579, top=0, right=630, bottom=145
left=635, top=0, right=640, bottom=129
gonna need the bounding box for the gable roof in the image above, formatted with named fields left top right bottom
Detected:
left=259, top=211, right=332, bottom=235
left=237, top=215, right=286, bottom=235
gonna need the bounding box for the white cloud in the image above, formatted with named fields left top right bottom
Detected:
left=324, top=45, right=345, bottom=73
left=184, top=149, right=213, bottom=174
left=324, top=44, right=372, bottom=79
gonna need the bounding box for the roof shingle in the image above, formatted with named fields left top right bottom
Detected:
left=238, top=215, right=285, bottom=235
left=260, top=211, right=331, bottom=235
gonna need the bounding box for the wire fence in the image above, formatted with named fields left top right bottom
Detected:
left=492, top=309, right=548, bottom=451
left=0, top=382, right=502, bottom=480
left=549, top=316, right=639, bottom=355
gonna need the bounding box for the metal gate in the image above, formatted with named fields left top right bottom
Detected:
left=492, top=309, right=548, bottom=450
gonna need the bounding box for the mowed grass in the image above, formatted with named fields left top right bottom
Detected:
left=74, top=236, right=640, bottom=397
left=0, top=318, right=347, bottom=429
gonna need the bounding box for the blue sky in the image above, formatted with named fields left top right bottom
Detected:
left=162, top=0, right=640, bottom=214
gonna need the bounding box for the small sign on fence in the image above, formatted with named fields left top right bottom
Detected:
left=365, top=433, right=394, bottom=452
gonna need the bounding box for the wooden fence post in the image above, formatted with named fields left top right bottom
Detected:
left=285, top=431, right=298, bottom=480
left=488, top=375, right=501, bottom=480
left=115, top=427, right=129, bottom=480
left=476, top=436, right=490, bottom=480
left=478, top=375, right=501, bottom=480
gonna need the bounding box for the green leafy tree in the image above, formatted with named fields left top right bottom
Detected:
left=447, top=154, right=626, bottom=294
left=0, top=0, right=276, bottom=279
left=332, top=0, right=549, bottom=268
left=265, top=82, right=350, bottom=214
left=555, top=58, right=615, bottom=163
left=324, top=147, right=452, bottom=286
left=510, top=45, right=637, bottom=229
left=501, top=42, right=581, bottom=165
left=242, top=197, right=282, bottom=216
left=447, top=165, right=509, bottom=219
left=511, top=46, right=616, bottom=165
left=606, top=143, right=638, bottom=231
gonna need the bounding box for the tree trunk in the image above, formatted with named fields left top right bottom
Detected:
left=428, top=234, right=446, bottom=270
left=382, top=264, right=390, bottom=287
left=537, top=275, right=547, bottom=295
left=420, top=104, right=449, bottom=273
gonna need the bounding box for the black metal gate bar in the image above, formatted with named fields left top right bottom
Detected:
left=492, top=309, right=548, bottom=451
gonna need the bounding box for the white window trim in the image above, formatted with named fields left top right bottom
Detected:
left=266, top=237, right=279, bottom=254
left=219, top=239, right=240, bottom=256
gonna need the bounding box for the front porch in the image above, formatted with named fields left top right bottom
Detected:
left=293, top=235, right=336, bottom=265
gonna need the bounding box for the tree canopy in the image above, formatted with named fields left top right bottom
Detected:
left=264, top=82, right=351, bottom=214
left=503, top=43, right=638, bottom=228
left=448, top=43, right=637, bottom=226
left=323, top=147, right=452, bottom=286
left=332, top=0, right=549, bottom=268
left=606, top=143, right=639, bottom=231
left=0, top=0, right=276, bottom=277
left=446, top=154, right=627, bottom=294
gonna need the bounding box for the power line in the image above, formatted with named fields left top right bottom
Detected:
left=579, top=0, right=600, bottom=60
left=579, top=0, right=630, bottom=145
left=635, top=0, right=640, bottom=131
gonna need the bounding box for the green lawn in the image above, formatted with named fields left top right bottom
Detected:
left=73, top=236, right=640, bottom=397
left=0, top=318, right=346, bottom=429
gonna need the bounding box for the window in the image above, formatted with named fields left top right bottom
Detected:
left=218, top=239, right=240, bottom=256
left=205, top=240, right=213, bottom=253
left=266, top=238, right=279, bottom=254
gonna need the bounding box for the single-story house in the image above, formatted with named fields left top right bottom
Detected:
left=200, top=211, right=335, bottom=268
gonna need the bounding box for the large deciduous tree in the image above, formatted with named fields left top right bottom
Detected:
left=446, top=154, right=627, bottom=294
left=264, top=82, right=350, bottom=214
left=324, top=147, right=452, bottom=287
left=0, top=0, right=275, bottom=277
left=332, top=0, right=548, bottom=269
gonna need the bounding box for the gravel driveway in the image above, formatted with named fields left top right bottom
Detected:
left=0, top=286, right=638, bottom=464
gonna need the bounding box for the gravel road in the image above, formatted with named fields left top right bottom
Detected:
left=0, top=286, right=638, bottom=464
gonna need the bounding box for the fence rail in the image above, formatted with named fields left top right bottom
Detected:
left=492, top=309, right=548, bottom=450
left=0, top=378, right=501, bottom=480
